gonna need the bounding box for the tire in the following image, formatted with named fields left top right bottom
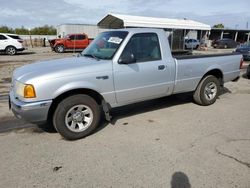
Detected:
left=53, top=94, right=101, bottom=140
left=55, top=45, right=65, bottom=53
left=193, top=75, right=220, bottom=106
left=5, top=46, right=17, bottom=55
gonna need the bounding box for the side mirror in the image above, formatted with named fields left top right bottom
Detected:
left=118, top=53, right=136, bottom=64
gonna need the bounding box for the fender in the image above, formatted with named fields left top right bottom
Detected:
left=52, top=80, right=116, bottom=105
left=53, top=81, right=101, bottom=99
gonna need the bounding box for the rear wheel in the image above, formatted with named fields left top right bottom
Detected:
left=53, top=94, right=101, bottom=140
left=5, top=46, right=17, bottom=55
left=193, top=75, right=220, bottom=106
left=55, top=45, right=65, bottom=53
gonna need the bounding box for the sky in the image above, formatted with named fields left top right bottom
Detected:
left=1, top=0, right=250, bottom=29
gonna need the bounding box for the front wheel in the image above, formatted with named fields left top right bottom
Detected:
left=193, top=75, right=220, bottom=106
left=53, top=94, right=101, bottom=140
left=55, top=45, right=65, bottom=53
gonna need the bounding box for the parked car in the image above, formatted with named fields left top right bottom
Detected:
left=184, top=39, right=200, bottom=49
left=235, top=42, right=250, bottom=61
left=49, top=33, right=93, bottom=53
left=0, top=33, right=25, bottom=55
left=212, top=38, right=238, bottom=49
left=9, top=28, right=241, bottom=140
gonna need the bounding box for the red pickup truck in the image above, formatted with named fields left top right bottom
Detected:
left=49, top=33, right=93, bottom=53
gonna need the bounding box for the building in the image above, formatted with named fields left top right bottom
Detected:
left=98, top=13, right=211, bottom=50
left=56, top=24, right=107, bottom=39
left=210, top=28, right=250, bottom=43
left=56, top=13, right=211, bottom=50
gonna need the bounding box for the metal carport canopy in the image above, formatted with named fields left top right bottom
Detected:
left=98, top=13, right=211, bottom=31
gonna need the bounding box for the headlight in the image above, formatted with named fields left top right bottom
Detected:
left=15, top=81, right=36, bottom=98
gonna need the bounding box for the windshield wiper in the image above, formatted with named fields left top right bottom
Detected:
left=83, top=53, right=100, bottom=61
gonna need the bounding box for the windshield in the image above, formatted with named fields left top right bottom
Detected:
left=82, top=31, right=128, bottom=60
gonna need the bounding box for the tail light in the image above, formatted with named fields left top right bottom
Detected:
left=18, top=39, right=23, bottom=43
left=240, top=57, right=244, bottom=69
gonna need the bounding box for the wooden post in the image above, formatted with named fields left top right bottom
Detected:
left=234, top=31, right=238, bottom=42
left=220, top=31, right=224, bottom=39
left=29, top=29, right=33, bottom=48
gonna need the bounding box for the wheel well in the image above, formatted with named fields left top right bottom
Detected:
left=5, top=45, right=16, bottom=50
left=47, top=88, right=104, bottom=122
left=203, top=69, right=223, bottom=86
left=55, top=43, right=64, bottom=46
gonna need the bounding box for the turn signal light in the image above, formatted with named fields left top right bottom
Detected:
left=24, top=84, right=36, bottom=98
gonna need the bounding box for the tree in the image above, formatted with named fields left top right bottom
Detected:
left=15, top=26, right=29, bottom=35
left=212, top=23, right=224, bottom=29
left=0, top=25, right=56, bottom=35
left=0, top=26, right=14, bottom=33
left=30, top=25, right=56, bottom=35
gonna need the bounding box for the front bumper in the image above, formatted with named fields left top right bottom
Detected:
left=9, top=90, right=52, bottom=123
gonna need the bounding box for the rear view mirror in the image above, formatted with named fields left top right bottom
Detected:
left=118, top=53, right=136, bottom=64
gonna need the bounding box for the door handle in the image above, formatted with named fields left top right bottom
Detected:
left=158, top=65, right=166, bottom=70
left=96, top=75, right=109, bottom=80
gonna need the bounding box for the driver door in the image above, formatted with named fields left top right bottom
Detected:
left=113, top=33, right=172, bottom=104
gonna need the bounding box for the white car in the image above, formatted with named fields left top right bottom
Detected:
left=0, top=33, right=25, bottom=55
left=185, top=39, right=200, bottom=49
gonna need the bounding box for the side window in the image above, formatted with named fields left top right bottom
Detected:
left=121, top=33, right=161, bottom=62
left=77, top=35, right=85, bottom=40
left=0, top=35, right=7, bottom=40
left=69, top=35, right=76, bottom=40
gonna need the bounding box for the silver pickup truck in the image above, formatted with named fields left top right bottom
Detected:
left=9, top=28, right=242, bottom=140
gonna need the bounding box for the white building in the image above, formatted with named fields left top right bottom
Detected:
left=56, top=24, right=107, bottom=39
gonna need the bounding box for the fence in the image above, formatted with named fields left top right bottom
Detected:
left=19, top=35, right=57, bottom=47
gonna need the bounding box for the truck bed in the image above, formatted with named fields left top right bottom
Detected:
left=173, top=52, right=241, bottom=60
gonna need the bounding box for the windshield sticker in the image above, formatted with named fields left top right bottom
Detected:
left=108, top=37, right=123, bottom=44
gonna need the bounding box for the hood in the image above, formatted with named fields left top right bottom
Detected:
left=13, top=56, right=110, bottom=83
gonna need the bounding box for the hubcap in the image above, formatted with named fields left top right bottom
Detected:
left=57, top=46, right=64, bottom=52
left=204, top=82, right=217, bottom=101
left=65, top=105, right=93, bottom=132
left=7, top=47, right=15, bottom=55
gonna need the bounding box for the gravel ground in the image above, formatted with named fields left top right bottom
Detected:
left=0, top=47, right=249, bottom=188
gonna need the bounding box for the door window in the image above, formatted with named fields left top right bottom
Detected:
left=69, top=35, right=77, bottom=40
left=121, top=33, right=161, bottom=62
left=76, top=35, right=86, bottom=40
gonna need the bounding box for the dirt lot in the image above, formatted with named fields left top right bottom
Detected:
left=0, top=47, right=250, bottom=187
